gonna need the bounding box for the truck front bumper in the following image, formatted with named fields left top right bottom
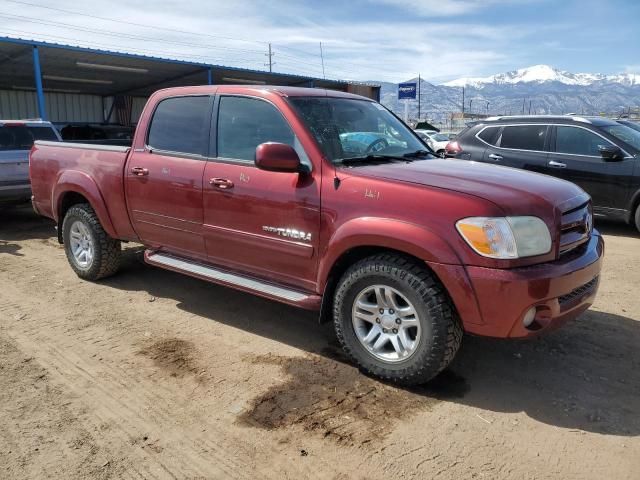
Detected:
left=428, top=232, right=604, bottom=339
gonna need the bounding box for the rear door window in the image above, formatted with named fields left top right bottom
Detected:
left=477, top=126, right=500, bottom=146
left=555, top=126, right=610, bottom=157
left=0, top=126, right=58, bottom=151
left=499, top=125, right=547, bottom=151
left=147, top=96, right=210, bottom=156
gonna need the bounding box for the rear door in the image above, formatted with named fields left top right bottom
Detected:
left=125, top=95, right=212, bottom=258
left=548, top=124, right=635, bottom=211
left=482, top=124, right=550, bottom=173
left=202, top=95, right=320, bottom=291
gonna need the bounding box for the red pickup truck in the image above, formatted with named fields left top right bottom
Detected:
left=30, top=85, right=603, bottom=385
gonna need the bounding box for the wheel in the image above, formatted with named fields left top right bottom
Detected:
left=635, top=204, right=640, bottom=233
left=333, top=253, right=462, bottom=386
left=62, top=203, right=121, bottom=280
left=437, top=150, right=446, bottom=158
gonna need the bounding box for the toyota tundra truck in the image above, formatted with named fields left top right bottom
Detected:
left=29, top=85, right=603, bottom=385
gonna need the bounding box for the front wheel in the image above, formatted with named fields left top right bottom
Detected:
left=62, top=203, right=121, bottom=280
left=333, top=254, right=462, bottom=386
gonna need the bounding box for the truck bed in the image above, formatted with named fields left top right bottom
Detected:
left=29, top=140, right=138, bottom=241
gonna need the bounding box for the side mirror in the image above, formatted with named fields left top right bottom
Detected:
left=255, top=142, right=303, bottom=173
left=599, top=144, right=624, bottom=161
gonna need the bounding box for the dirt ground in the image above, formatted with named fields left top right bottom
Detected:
left=1, top=205, right=638, bottom=480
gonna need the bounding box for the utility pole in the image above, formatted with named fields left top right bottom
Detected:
left=528, top=100, right=532, bottom=115
left=265, top=43, right=275, bottom=72
left=486, top=101, right=490, bottom=116
left=418, top=74, right=421, bottom=121
left=469, top=99, right=473, bottom=115
left=461, top=86, right=465, bottom=116
left=522, top=98, right=526, bottom=114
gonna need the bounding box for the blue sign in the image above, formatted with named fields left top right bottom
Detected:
left=398, top=82, right=417, bottom=100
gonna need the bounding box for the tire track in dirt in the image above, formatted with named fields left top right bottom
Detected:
left=0, top=244, right=355, bottom=479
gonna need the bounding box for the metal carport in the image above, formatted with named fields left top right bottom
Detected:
left=0, top=36, right=380, bottom=125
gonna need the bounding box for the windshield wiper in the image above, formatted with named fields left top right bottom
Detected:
left=403, top=149, right=433, bottom=158
left=336, top=154, right=410, bottom=165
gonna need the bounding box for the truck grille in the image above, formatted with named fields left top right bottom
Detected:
left=558, top=276, right=598, bottom=308
left=559, top=201, right=592, bottom=255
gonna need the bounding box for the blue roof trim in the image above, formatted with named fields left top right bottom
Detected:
left=0, top=35, right=353, bottom=86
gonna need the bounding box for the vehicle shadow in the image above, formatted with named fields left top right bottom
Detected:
left=0, top=205, right=55, bottom=242
left=103, top=247, right=640, bottom=437
left=595, top=218, right=640, bottom=238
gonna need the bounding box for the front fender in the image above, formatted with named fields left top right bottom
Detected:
left=52, top=170, right=117, bottom=238
left=317, top=217, right=462, bottom=288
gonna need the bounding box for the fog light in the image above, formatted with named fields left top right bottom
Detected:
left=522, top=307, right=537, bottom=328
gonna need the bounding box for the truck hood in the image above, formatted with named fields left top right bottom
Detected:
left=343, top=158, right=589, bottom=215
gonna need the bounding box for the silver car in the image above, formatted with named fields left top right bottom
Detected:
left=0, top=120, right=60, bottom=205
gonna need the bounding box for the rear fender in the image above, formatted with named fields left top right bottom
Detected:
left=52, top=170, right=117, bottom=239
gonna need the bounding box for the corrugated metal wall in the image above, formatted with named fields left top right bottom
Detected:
left=0, top=90, right=39, bottom=119
left=0, top=89, right=103, bottom=122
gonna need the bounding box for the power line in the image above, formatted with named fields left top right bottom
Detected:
left=3, top=0, right=270, bottom=48
left=0, top=13, right=267, bottom=56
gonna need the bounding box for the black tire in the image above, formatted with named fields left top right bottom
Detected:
left=635, top=204, right=640, bottom=233
left=437, top=150, right=446, bottom=158
left=333, top=253, right=462, bottom=386
left=62, top=203, right=121, bottom=280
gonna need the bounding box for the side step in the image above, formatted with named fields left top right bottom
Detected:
left=145, top=251, right=321, bottom=310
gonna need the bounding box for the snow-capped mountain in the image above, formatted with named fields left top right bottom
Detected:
left=443, top=65, right=640, bottom=88
left=373, top=65, right=640, bottom=125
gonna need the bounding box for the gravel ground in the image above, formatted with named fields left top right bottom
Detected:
left=1, top=205, right=639, bottom=479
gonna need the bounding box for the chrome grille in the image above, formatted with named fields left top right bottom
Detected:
left=559, top=201, right=592, bottom=255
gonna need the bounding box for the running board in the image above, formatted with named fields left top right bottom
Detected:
left=144, top=251, right=321, bottom=309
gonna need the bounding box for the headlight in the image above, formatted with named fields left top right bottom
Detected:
left=456, top=216, right=552, bottom=259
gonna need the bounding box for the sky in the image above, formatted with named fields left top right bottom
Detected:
left=1, top=0, right=639, bottom=83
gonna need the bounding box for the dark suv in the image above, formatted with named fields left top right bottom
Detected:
left=447, top=115, right=640, bottom=231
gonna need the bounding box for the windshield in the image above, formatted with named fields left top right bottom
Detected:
left=288, top=97, right=428, bottom=163
left=601, top=124, right=640, bottom=151
left=0, top=126, right=58, bottom=151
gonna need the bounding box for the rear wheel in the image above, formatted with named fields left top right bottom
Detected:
left=333, top=253, right=462, bottom=386
left=62, top=203, right=121, bottom=280
left=634, top=204, right=640, bottom=233
left=436, top=149, right=446, bottom=158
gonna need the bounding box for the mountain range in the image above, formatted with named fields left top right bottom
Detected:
left=376, top=65, right=640, bottom=126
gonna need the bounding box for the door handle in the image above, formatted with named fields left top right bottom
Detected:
left=548, top=160, right=567, bottom=168
left=130, top=166, right=149, bottom=176
left=209, top=178, right=234, bottom=190
left=488, top=153, right=503, bottom=161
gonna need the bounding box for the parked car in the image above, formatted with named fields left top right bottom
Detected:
left=60, top=124, right=134, bottom=147
left=446, top=115, right=640, bottom=231
left=30, top=87, right=603, bottom=385
left=419, top=131, right=450, bottom=157
left=0, top=120, right=60, bottom=205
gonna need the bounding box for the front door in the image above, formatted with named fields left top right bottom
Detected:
left=202, top=95, right=320, bottom=292
left=125, top=95, right=212, bottom=258
left=548, top=125, right=635, bottom=212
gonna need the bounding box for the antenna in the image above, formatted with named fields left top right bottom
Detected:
left=319, top=42, right=326, bottom=79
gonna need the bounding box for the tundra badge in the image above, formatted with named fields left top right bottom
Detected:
left=262, top=226, right=312, bottom=242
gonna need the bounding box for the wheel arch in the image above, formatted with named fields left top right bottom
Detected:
left=53, top=171, right=117, bottom=243
left=317, top=218, right=462, bottom=323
